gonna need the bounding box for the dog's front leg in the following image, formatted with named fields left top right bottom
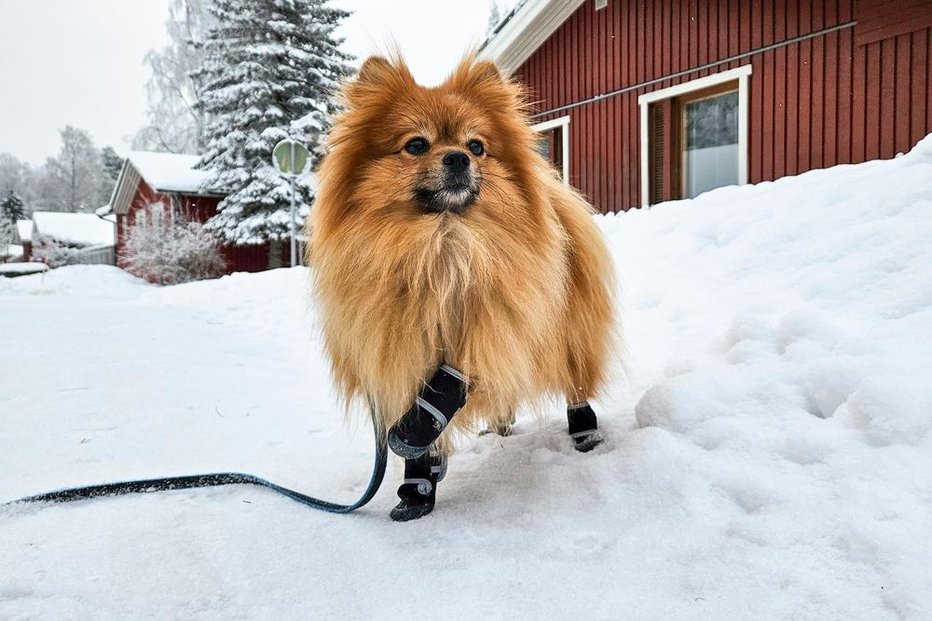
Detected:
left=567, top=401, right=603, bottom=452
left=387, top=364, right=469, bottom=459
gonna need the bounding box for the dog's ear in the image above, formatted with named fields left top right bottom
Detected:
left=342, top=55, right=415, bottom=109
left=445, top=58, right=505, bottom=93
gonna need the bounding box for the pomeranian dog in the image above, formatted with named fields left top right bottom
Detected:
left=309, top=56, right=616, bottom=521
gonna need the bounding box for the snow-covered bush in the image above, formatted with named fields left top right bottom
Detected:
left=122, top=217, right=225, bottom=285
left=31, top=236, right=81, bottom=267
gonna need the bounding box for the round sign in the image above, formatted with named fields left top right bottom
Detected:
left=272, top=139, right=310, bottom=176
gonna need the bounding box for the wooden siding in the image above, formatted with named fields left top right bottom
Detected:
left=513, top=0, right=932, bottom=213
left=855, top=0, right=932, bottom=45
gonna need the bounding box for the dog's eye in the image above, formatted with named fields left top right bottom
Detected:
left=467, top=139, right=485, bottom=156
left=404, top=138, right=429, bottom=155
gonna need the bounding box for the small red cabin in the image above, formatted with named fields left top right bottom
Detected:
left=108, top=151, right=298, bottom=278
left=480, top=0, right=932, bottom=212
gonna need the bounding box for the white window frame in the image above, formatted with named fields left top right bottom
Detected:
left=531, top=115, right=571, bottom=185
left=637, top=64, right=752, bottom=207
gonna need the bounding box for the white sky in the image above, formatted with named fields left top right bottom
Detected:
left=0, top=0, right=510, bottom=166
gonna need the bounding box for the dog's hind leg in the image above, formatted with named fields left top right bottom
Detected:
left=479, top=409, right=516, bottom=437
left=390, top=444, right=447, bottom=522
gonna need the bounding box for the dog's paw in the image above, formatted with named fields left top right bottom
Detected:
left=572, top=430, right=604, bottom=453
left=479, top=423, right=513, bottom=437
left=390, top=496, right=436, bottom=522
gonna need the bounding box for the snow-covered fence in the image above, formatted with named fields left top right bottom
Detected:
left=67, top=244, right=115, bottom=266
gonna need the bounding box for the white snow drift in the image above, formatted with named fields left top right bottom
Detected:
left=1, top=136, right=931, bottom=619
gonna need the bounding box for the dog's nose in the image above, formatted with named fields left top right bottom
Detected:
left=442, top=150, right=471, bottom=173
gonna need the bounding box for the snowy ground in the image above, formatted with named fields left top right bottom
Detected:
left=2, top=137, right=932, bottom=620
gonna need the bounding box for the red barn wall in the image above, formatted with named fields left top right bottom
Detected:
left=513, top=0, right=932, bottom=213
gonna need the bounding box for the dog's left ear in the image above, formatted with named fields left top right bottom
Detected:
left=446, top=58, right=505, bottom=93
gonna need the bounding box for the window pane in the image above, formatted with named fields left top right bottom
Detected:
left=683, top=90, right=738, bottom=198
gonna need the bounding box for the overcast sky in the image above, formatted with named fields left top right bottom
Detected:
left=0, top=0, right=510, bottom=166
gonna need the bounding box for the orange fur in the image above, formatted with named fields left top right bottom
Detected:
left=308, top=56, right=617, bottom=450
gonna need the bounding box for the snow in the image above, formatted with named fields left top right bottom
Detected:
left=31, top=211, right=115, bottom=247
left=15, top=219, right=31, bottom=242
left=0, top=261, right=47, bottom=276
left=127, top=151, right=210, bottom=194
left=2, top=136, right=932, bottom=619
left=4, top=244, right=23, bottom=258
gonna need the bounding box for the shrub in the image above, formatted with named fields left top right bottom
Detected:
left=123, top=217, right=225, bottom=285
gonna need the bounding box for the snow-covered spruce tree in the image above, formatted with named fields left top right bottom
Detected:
left=0, top=191, right=25, bottom=255
left=194, top=0, right=353, bottom=267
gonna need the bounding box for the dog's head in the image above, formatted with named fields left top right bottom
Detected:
left=317, top=55, right=550, bottom=226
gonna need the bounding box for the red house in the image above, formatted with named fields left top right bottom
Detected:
left=108, top=151, right=299, bottom=275
left=480, top=0, right=932, bottom=212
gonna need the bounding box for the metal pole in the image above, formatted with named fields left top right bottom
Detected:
left=290, top=176, right=297, bottom=267
left=290, top=142, right=297, bottom=268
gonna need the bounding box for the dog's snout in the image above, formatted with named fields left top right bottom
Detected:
left=442, top=150, right=471, bottom=173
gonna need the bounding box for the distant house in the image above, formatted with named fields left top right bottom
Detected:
left=30, top=211, right=116, bottom=266
left=108, top=151, right=300, bottom=274
left=479, top=0, right=932, bottom=212
left=15, top=220, right=32, bottom=261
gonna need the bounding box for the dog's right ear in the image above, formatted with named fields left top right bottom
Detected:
left=343, top=56, right=414, bottom=109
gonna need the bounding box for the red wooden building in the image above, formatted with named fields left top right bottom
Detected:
left=108, top=151, right=298, bottom=278
left=479, top=0, right=932, bottom=212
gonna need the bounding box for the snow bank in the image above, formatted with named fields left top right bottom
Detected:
left=0, top=264, right=146, bottom=297
left=2, top=136, right=931, bottom=619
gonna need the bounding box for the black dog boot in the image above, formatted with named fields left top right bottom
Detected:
left=387, top=364, right=468, bottom=459
left=390, top=448, right=447, bottom=522
left=568, top=401, right=603, bottom=452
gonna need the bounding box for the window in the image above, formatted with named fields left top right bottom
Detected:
left=149, top=202, right=165, bottom=228
left=531, top=115, right=570, bottom=185
left=681, top=86, right=739, bottom=199
left=638, top=65, right=751, bottom=206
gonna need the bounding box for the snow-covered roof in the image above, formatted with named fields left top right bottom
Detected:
left=126, top=151, right=209, bottom=194
left=32, top=212, right=115, bottom=247
left=478, top=0, right=585, bottom=75
left=16, top=219, right=32, bottom=242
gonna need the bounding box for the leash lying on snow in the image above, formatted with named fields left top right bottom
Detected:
left=2, top=414, right=387, bottom=514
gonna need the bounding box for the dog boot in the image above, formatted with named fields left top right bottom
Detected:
left=387, top=364, right=468, bottom=459
left=390, top=448, right=447, bottom=522
left=568, top=401, right=603, bottom=452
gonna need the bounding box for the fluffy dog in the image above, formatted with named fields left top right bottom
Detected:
left=308, top=56, right=616, bottom=520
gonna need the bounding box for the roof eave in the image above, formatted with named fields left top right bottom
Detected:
left=478, top=0, right=587, bottom=76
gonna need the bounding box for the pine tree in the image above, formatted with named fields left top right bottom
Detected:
left=194, top=0, right=353, bottom=261
left=1, top=190, right=26, bottom=223
left=0, top=190, right=25, bottom=253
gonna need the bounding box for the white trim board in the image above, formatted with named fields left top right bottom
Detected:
left=531, top=115, right=571, bottom=185
left=479, top=0, right=587, bottom=76
left=638, top=64, right=752, bottom=207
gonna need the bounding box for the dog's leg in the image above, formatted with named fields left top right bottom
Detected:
left=567, top=401, right=603, bottom=452
left=390, top=445, right=447, bottom=522
left=479, top=410, right=516, bottom=437
left=387, top=364, right=468, bottom=459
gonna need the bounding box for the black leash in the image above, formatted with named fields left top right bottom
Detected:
left=2, top=417, right=387, bottom=514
